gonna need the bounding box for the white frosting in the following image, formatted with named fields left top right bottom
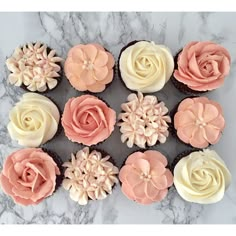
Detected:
left=6, top=42, right=63, bottom=92
left=62, top=147, right=119, bottom=205
left=7, top=93, right=60, bottom=147
left=174, top=149, right=231, bottom=204
left=118, top=92, right=171, bottom=148
left=119, top=41, right=174, bottom=93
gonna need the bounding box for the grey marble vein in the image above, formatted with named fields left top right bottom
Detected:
left=0, top=12, right=236, bottom=224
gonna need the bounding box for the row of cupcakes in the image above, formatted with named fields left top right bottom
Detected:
left=6, top=92, right=225, bottom=150
left=0, top=147, right=231, bottom=206
left=6, top=40, right=231, bottom=95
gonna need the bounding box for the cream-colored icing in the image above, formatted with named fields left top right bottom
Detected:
left=7, top=93, right=60, bottom=147
left=174, top=149, right=231, bottom=204
left=118, top=92, right=171, bottom=148
left=62, top=147, right=119, bottom=205
left=6, top=42, right=63, bottom=92
left=119, top=41, right=174, bottom=93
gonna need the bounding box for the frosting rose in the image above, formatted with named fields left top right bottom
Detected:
left=174, top=149, right=231, bottom=204
left=61, top=95, right=116, bottom=146
left=174, top=97, right=225, bottom=148
left=119, top=41, right=174, bottom=93
left=174, top=41, right=231, bottom=91
left=7, top=93, right=60, bottom=147
left=6, top=42, right=63, bottom=92
left=62, top=147, right=119, bottom=205
left=119, top=150, right=173, bottom=205
left=64, top=43, right=115, bottom=93
left=118, top=92, right=171, bottom=148
left=0, top=148, right=60, bottom=206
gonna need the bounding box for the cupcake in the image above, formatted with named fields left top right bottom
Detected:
left=64, top=43, right=115, bottom=93
left=119, top=150, right=173, bottom=205
left=0, top=148, right=62, bottom=206
left=62, top=147, right=119, bottom=205
left=7, top=93, right=60, bottom=147
left=118, top=40, right=174, bottom=93
left=173, top=149, right=231, bottom=204
left=117, top=92, right=171, bottom=148
left=172, top=41, right=231, bottom=95
left=173, top=97, right=225, bottom=148
left=6, top=42, right=63, bottom=92
left=61, top=95, right=116, bottom=146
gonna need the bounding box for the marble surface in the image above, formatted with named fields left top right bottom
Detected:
left=0, top=12, right=236, bottom=224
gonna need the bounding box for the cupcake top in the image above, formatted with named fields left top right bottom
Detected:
left=62, top=95, right=116, bottom=146
left=64, top=43, right=115, bottom=93
left=6, top=42, right=63, bottom=92
left=173, top=149, right=231, bottom=204
left=62, top=147, right=119, bottom=205
left=119, top=41, right=174, bottom=93
left=119, top=150, right=173, bottom=205
left=174, top=41, right=231, bottom=91
left=118, top=92, right=171, bottom=148
left=8, top=93, right=60, bottom=147
left=0, top=148, right=61, bottom=206
left=174, top=97, right=225, bottom=148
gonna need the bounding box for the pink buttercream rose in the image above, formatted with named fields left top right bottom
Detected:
left=174, top=41, right=231, bottom=91
left=119, top=150, right=173, bottom=205
left=64, top=43, right=115, bottom=93
left=174, top=97, right=225, bottom=148
left=0, top=148, right=60, bottom=206
left=61, top=95, right=116, bottom=146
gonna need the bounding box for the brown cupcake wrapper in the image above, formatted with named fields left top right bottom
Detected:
left=41, top=148, right=64, bottom=191
left=170, top=96, right=211, bottom=149
left=172, top=49, right=208, bottom=96
left=7, top=42, right=63, bottom=94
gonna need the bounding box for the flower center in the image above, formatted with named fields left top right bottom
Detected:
left=195, top=118, right=206, bottom=128
left=140, top=172, right=151, bottom=181
left=83, top=60, right=93, bottom=70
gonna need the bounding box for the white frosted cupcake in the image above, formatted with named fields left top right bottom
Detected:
left=118, top=40, right=174, bottom=93
left=173, top=149, right=231, bottom=204
left=7, top=93, right=60, bottom=147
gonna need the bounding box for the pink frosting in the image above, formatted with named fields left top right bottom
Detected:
left=174, top=97, right=225, bottom=148
left=64, top=43, right=115, bottom=93
left=0, top=148, right=60, bottom=206
left=61, top=95, right=116, bottom=146
left=174, top=41, right=231, bottom=91
left=119, top=150, right=173, bottom=205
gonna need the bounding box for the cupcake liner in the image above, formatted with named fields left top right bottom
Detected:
left=170, top=96, right=211, bottom=149
left=41, top=148, right=64, bottom=191
left=171, top=49, right=207, bottom=96
left=7, top=42, right=63, bottom=94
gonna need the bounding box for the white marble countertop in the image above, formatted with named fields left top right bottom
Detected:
left=0, top=12, right=236, bottom=224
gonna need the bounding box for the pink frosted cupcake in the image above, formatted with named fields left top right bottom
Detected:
left=119, top=150, right=173, bottom=205
left=172, top=41, right=231, bottom=95
left=61, top=95, right=116, bottom=146
left=64, top=43, right=115, bottom=93
left=173, top=97, right=225, bottom=148
left=0, top=148, right=62, bottom=206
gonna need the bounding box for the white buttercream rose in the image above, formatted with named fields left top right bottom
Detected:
left=7, top=93, right=60, bottom=147
left=174, top=149, right=231, bottom=204
left=119, top=41, right=174, bottom=93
